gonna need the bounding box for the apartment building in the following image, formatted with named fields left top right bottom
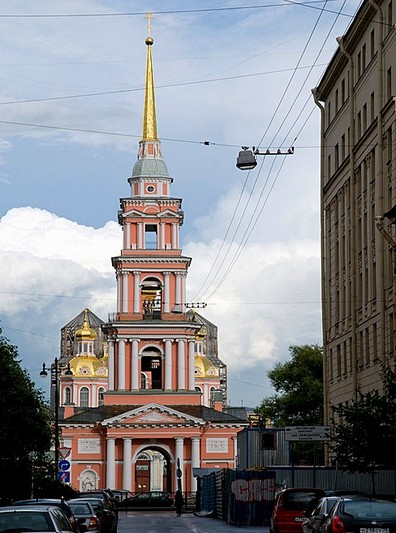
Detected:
left=313, top=0, right=396, bottom=423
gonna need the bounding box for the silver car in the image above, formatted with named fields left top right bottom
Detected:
left=0, top=505, right=76, bottom=533
left=68, top=500, right=100, bottom=533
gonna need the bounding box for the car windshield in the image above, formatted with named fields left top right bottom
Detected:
left=343, top=500, right=396, bottom=519
left=0, top=511, right=54, bottom=533
left=68, top=504, right=90, bottom=516
left=282, top=492, right=322, bottom=510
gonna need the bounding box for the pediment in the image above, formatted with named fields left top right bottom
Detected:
left=102, top=403, right=205, bottom=427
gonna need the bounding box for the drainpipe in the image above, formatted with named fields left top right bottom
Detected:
left=312, top=88, right=329, bottom=431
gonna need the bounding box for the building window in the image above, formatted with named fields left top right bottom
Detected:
left=357, top=51, right=361, bottom=78
left=387, top=67, right=392, bottom=101
left=370, top=91, right=375, bottom=123
left=335, top=88, right=339, bottom=113
left=98, top=387, right=105, bottom=406
left=370, top=29, right=375, bottom=59
left=341, top=134, right=345, bottom=161
left=341, top=78, right=345, bottom=103
left=335, top=144, right=339, bottom=169
left=362, top=43, right=366, bottom=71
left=363, top=103, right=367, bottom=132
left=80, top=387, right=89, bottom=407
left=145, top=224, right=157, bottom=250
left=64, top=387, right=72, bottom=404
left=388, top=0, right=393, bottom=28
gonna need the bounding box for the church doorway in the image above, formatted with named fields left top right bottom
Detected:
left=134, top=448, right=171, bottom=493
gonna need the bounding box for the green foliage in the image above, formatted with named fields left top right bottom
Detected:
left=331, top=364, right=396, bottom=473
left=256, top=344, right=324, bottom=426
left=255, top=344, right=324, bottom=466
left=0, top=327, right=52, bottom=500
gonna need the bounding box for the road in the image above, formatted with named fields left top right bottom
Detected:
left=117, top=509, right=269, bottom=532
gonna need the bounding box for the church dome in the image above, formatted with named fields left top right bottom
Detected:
left=68, top=355, right=108, bottom=378
left=194, top=355, right=219, bottom=378
left=75, top=308, right=97, bottom=341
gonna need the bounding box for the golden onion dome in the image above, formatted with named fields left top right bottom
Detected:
left=68, top=356, right=108, bottom=378
left=75, top=308, right=97, bottom=341
left=194, top=355, right=219, bottom=378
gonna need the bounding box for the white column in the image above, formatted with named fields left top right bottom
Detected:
left=72, top=383, right=78, bottom=405
left=174, top=437, right=184, bottom=492
left=163, top=272, right=170, bottom=313
left=123, top=438, right=132, bottom=491
left=191, top=437, right=201, bottom=492
left=133, top=271, right=140, bottom=313
left=177, top=340, right=185, bottom=390
left=122, top=272, right=128, bottom=313
left=116, top=271, right=121, bottom=313
left=188, top=341, right=195, bottom=390
left=108, top=341, right=115, bottom=390
left=203, top=383, right=209, bottom=406
left=160, top=222, right=165, bottom=249
left=131, top=340, right=139, bottom=390
left=106, top=438, right=116, bottom=489
left=175, top=273, right=182, bottom=306
left=118, top=339, right=126, bottom=390
left=181, top=273, right=187, bottom=309
left=137, top=223, right=143, bottom=249
left=165, top=339, right=172, bottom=390
left=125, top=223, right=130, bottom=249
left=91, top=383, right=97, bottom=408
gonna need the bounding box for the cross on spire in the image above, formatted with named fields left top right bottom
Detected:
left=145, top=12, right=152, bottom=36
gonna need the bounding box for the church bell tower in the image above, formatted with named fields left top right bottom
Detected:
left=102, top=31, right=201, bottom=405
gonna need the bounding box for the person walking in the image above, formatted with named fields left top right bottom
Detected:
left=175, top=490, right=183, bottom=517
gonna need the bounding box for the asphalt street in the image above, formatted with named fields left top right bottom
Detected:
left=118, top=510, right=269, bottom=532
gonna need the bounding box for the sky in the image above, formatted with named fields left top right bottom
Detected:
left=0, top=0, right=361, bottom=408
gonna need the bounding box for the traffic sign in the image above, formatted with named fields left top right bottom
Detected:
left=58, top=447, right=71, bottom=459
left=285, top=426, right=331, bottom=441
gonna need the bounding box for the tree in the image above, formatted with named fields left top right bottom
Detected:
left=331, top=363, right=396, bottom=492
left=256, top=344, right=323, bottom=426
left=256, top=344, right=324, bottom=465
left=0, top=326, right=52, bottom=500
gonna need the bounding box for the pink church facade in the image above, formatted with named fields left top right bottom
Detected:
left=59, top=32, right=247, bottom=494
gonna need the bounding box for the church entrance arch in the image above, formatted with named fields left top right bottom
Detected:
left=134, top=446, right=172, bottom=493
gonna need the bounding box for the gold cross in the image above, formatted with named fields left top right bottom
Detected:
left=145, top=12, right=152, bottom=36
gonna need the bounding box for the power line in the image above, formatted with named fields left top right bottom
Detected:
left=0, top=64, right=326, bottom=108
left=0, top=2, right=341, bottom=18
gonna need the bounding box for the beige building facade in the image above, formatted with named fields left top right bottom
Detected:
left=313, top=0, right=396, bottom=424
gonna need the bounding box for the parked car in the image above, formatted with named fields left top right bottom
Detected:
left=67, top=500, right=100, bottom=533
left=12, top=499, right=82, bottom=533
left=121, top=491, right=174, bottom=508
left=0, top=504, right=76, bottom=533
left=270, top=488, right=326, bottom=533
left=111, top=490, right=133, bottom=503
left=75, top=498, right=116, bottom=533
left=78, top=491, right=117, bottom=517
left=321, top=496, right=396, bottom=533
left=302, top=497, right=340, bottom=533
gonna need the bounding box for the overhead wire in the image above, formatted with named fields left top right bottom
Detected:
left=195, top=0, right=350, bottom=302
left=194, top=0, right=333, bottom=302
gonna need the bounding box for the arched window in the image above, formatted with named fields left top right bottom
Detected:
left=98, top=387, right=105, bottom=406
left=80, top=387, right=89, bottom=407
left=195, top=386, right=202, bottom=393
left=64, top=387, right=72, bottom=404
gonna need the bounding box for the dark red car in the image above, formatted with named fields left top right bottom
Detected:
left=270, top=488, right=326, bottom=533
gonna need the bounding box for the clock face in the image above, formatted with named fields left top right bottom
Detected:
left=146, top=185, right=155, bottom=193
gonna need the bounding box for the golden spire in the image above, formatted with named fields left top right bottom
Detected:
left=142, top=12, right=158, bottom=142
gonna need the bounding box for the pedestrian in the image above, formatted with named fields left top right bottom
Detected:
left=175, top=489, right=183, bottom=517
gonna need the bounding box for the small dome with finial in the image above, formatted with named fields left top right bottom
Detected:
left=145, top=36, right=154, bottom=46
left=75, top=308, right=96, bottom=341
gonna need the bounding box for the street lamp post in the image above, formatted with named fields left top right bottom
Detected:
left=40, top=357, right=72, bottom=481
left=236, top=146, right=294, bottom=170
